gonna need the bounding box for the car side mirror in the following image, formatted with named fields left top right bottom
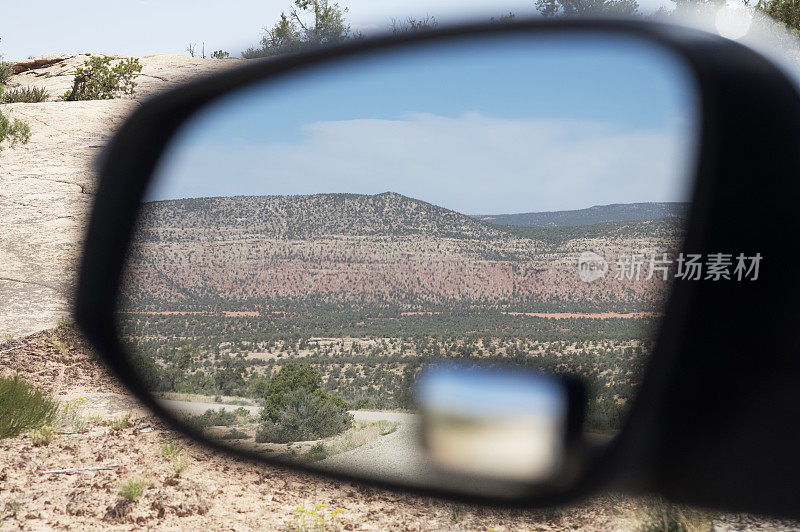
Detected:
left=75, top=17, right=800, bottom=516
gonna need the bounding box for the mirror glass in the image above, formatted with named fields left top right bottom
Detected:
left=118, top=31, right=698, bottom=496
left=417, top=365, right=568, bottom=483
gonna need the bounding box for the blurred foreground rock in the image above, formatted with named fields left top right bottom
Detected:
left=0, top=53, right=240, bottom=338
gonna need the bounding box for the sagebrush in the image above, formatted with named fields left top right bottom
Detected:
left=0, top=111, right=30, bottom=152
left=1, top=86, right=48, bottom=103
left=0, top=376, right=58, bottom=439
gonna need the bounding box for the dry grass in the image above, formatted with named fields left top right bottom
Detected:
left=0, top=375, right=58, bottom=439
left=119, top=475, right=150, bottom=501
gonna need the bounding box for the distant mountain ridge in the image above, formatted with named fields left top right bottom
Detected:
left=127, top=192, right=682, bottom=312
left=138, top=192, right=511, bottom=242
left=472, top=202, right=690, bottom=227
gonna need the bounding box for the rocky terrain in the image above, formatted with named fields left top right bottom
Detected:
left=0, top=53, right=240, bottom=339
left=0, top=326, right=623, bottom=530
left=4, top=325, right=798, bottom=531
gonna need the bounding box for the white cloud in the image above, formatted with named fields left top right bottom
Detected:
left=151, top=112, right=696, bottom=214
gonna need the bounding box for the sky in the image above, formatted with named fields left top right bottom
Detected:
left=415, top=364, right=567, bottom=418
left=1, top=0, right=671, bottom=61
left=147, top=33, right=699, bottom=214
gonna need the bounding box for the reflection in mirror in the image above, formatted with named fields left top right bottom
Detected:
left=118, top=31, right=698, bottom=495
left=417, top=365, right=568, bottom=483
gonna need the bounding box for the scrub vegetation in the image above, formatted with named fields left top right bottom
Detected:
left=0, top=318, right=791, bottom=529
left=0, top=375, right=58, bottom=439
left=0, top=37, right=31, bottom=154
left=62, top=56, right=142, bottom=101
left=2, top=85, right=48, bottom=103
left=119, top=192, right=682, bottom=442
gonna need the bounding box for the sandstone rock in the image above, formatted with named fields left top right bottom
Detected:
left=0, top=54, right=240, bottom=338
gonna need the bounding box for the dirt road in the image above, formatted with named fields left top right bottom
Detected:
left=320, top=411, right=427, bottom=482
left=158, top=400, right=442, bottom=487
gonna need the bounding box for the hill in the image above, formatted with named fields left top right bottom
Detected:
left=139, top=192, right=510, bottom=242
left=124, top=192, right=682, bottom=315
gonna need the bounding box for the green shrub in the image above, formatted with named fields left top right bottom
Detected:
left=0, top=38, right=31, bottom=157
left=0, top=61, right=12, bottom=86
left=108, top=415, right=131, bottom=431
left=389, top=15, right=438, bottom=35
left=242, top=0, right=355, bottom=59
left=62, top=56, right=142, bottom=101
left=119, top=476, right=148, bottom=501
left=187, top=408, right=238, bottom=428
left=220, top=428, right=249, bottom=440
left=161, top=441, right=183, bottom=459
left=352, top=398, right=374, bottom=410
left=211, top=50, right=230, bottom=59
left=171, top=455, right=189, bottom=477
left=232, top=406, right=255, bottom=422
left=0, top=376, right=58, bottom=439
left=1, top=86, right=48, bottom=103
left=256, top=388, right=352, bottom=443
left=257, top=364, right=352, bottom=443
left=0, top=110, right=31, bottom=153
left=263, top=363, right=345, bottom=422
left=254, top=420, right=281, bottom=443
left=5, top=500, right=21, bottom=516
left=0, top=37, right=12, bottom=87
left=303, top=442, right=328, bottom=462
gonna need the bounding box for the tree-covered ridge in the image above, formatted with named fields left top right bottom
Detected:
left=474, top=202, right=689, bottom=228
left=499, top=217, right=684, bottom=247
left=134, top=192, right=684, bottom=254
left=137, top=192, right=514, bottom=242
left=123, top=193, right=683, bottom=313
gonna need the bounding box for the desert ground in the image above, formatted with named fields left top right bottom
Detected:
left=0, top=325, right=675, bottom=530
left=3, top=325, right=800, bottom=530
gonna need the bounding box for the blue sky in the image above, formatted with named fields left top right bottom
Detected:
left=148, top=32, right=699, bottom=214
left=1, top=0, right=671, bottom=61
left=415, top=364, right=567, bottom=418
